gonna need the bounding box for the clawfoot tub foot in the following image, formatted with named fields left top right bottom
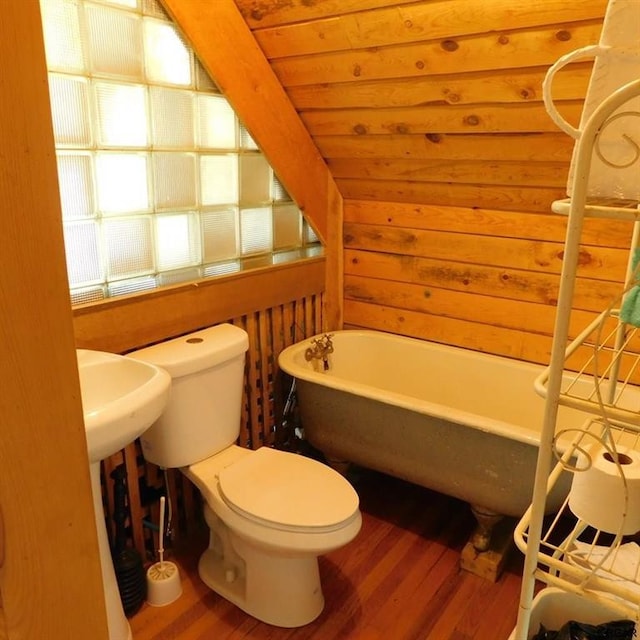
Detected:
left=469, top=504, right=504, bottom=552
left=461, top=505, right=513, bottom=581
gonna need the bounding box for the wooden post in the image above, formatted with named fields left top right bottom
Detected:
left=0, top=2, right=108, bottom=637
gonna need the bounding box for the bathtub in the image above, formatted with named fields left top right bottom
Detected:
left=278, top=330, right=589, bottom=550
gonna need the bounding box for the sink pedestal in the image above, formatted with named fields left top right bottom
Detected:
left=90, top=461, right=132, bottom=640
left=76, top=348, right=171, bottom=639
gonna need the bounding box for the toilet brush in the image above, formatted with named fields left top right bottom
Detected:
left=146, top=496, right=182, bottom=606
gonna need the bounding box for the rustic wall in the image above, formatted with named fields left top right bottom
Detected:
left=234, top=0, right=631, bottom=364
left=236, top=0, right=607, bottom=210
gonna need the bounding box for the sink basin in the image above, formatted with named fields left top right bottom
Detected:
left=76, top=349, right=171, bottom=640
left=77, top=349, right=171, bottom=462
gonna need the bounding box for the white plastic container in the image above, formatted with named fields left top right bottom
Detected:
left=508, top=588, right=638, bottom=640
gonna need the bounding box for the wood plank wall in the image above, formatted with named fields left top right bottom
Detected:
left=344, top=201, right=634, bottom=365
left=235, top=0, right=608, bottom=211
left=232, top=0, right=634, bottom=364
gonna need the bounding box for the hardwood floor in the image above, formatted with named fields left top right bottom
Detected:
left=130, top=467, right=525, bottom=640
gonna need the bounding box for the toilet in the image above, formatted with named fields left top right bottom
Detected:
left=129, top=323, right=362, bottom=627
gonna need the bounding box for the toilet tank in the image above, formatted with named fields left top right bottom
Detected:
left=129, top=324, right=249, bottom=468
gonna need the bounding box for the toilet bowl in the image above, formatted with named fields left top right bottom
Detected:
left=184, top=445, right=361, bottom=627
left=129, top=324, right=362, bottom=627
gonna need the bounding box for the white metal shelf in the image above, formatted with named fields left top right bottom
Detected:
left=514, top=418, right=640, bottom=621
left=551, top=197, right=640, bottom=220
left=514, top=77, right=640, bottom=639
left=534, top=308, right=640, bottom=431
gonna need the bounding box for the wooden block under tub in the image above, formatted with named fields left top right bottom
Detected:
left=460, top=517, right=516, bottom=582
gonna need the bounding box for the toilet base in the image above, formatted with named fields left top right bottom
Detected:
left=198, top=540, right=325, bottom=628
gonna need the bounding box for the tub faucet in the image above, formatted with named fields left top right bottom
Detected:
left=304, top=334, right=334, bottom=370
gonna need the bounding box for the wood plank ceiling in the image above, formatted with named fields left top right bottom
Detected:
left=232, top=0, right=608, bottom=213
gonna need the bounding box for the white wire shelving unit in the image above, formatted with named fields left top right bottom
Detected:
left=512, top=78, right=640, bottom=639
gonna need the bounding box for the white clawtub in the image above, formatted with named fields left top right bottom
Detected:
left=279, top=330, right=588, bottom=550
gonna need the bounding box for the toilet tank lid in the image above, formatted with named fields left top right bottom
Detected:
left=129, top=324, right=249, bottom=378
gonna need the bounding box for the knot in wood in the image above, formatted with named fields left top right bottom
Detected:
left=353, top=124, right=368, bottom=135
left=577, top=250, right=593, bottom=266
left=556, top=30, right=571, bottom=41
left=464, top=114, right=480, bottom=126
left=441, top=39, right=459, bottom=52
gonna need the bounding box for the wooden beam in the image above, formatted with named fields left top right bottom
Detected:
left=160, top=0, right=344, bottom=329
left=0, top=2, right=108, bottom=637
left=73, top=259, right=326, bottom=353
left=160, top=0, right=330, bottom=242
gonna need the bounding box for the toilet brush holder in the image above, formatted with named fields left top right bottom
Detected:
left=146, top=496, right=182, bottom=607
left=146, top=559, right=182, bottom=607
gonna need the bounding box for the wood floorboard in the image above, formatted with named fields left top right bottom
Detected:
left=130, top=467, right=526, bottom=640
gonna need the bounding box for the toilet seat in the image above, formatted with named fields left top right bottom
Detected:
left=218, top=447, right=360, bottom=533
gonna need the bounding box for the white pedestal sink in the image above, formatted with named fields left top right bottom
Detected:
left=77, top=349, right=171, bottom=640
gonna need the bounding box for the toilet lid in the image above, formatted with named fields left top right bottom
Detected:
left=218, top=447, right=359, bottom=532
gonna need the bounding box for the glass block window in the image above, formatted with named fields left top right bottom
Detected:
left=40, top=0, right=322, bottom=304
